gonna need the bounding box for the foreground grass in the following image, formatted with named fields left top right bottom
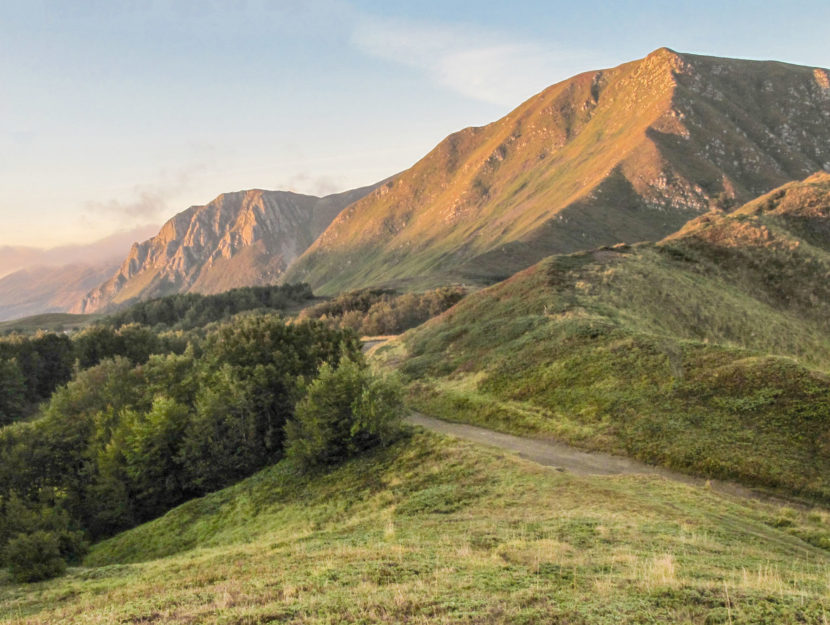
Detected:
left=3, top=431, right=830, bottom=623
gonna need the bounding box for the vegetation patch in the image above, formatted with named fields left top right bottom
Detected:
left=3, top=432, right=830, bottom=623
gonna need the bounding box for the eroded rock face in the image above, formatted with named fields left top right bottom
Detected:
left=74, top=184, right=379, bottom=313
left=285, top=49, right=830, bottom=294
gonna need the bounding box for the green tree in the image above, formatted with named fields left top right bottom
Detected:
left=122, top=397, right=190, bottom=520
left=4, top=531, right=66, bottom=583
left=178, top=366, right=259, bottom=494
left=0, top=358, right=26, bottom=426
left=285, top=358, right=403, bottom=471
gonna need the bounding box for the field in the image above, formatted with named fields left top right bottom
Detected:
left=0, top=314, right=98, bottom=335
left=3, top=429, right=830, bottom=624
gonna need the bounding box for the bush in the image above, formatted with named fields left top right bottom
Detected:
left=285, top=359, right=404, bottom=471
left=4, top=531, right=66, bottom=583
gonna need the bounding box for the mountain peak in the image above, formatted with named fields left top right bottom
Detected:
left=285, top=51, right=830, bottom=294
left=73, top=183, right=381, bottom=313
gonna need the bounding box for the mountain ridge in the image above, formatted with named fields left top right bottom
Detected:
left=0, top=262, right=118, bottom=322
left=0, top=225, right=158, bottom=280
left=74, top=183, right=382, bottom=313
left=285, top=48, right=830, bottom=293
left=391, top=172, right=830, bottom=492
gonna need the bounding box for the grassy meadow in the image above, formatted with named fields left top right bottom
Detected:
left=3, top=430, right=830, bottom=623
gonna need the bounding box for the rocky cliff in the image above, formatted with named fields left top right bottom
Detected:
left=75, top=184, right=379, bottom=313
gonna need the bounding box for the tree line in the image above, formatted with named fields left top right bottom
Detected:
left=0, top=284, right=404, bottom=583
left=300, top=286, right=465, bottom=336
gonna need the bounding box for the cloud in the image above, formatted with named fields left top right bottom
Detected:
left=83, top=160, right=212, bottom=224
left=85, top=188, right=169, bottom=221
left=279, top=172, right=343, bottom=197
left=351, top=17, right=597, bottom=106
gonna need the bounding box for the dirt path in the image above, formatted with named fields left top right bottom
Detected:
left=406, top=412, right=770, bottom=501
left=361, top=335, right=398, bottom=355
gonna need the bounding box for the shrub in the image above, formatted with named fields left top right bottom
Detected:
left=285, top=358, right=404, bottom=471
left=4, top=531, right=66, bottom=583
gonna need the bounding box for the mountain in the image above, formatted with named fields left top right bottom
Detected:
left=74, top=184, right=381, bottom=314
left=285, top=48, right=830, bottom=294
left=393, top=172, right=830, bottom=499
left=0, top=262, right=117, bottom=321
left=0, top=225, right=158, bottom=279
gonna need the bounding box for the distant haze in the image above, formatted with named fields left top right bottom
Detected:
left=0, top=224, right=159, bottom=279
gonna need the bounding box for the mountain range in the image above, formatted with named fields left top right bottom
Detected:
left=3, top=48, right=829, bottom=319
left=0, top=225, right=157, bottom=280
left=0, top=226, right=158, bottom=321
left=286, top=48, right=830, bottom=292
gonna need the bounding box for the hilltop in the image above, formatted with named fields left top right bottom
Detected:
left=286, top=49, right=830, bottom=293
left=390, top=173, right=830, bottom=499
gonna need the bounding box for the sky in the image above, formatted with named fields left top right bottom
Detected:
left=1, top=0, right=829, bottom=248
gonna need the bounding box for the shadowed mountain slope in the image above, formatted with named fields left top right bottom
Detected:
left=391, top=173, right=830, bottom=499
left=286, top=49, right=830, bottom=293
left=75, top=183, right=381, bottom=313
left=0, top=262, right=117, bottom=321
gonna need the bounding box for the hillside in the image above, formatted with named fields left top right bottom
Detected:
left=4, top=430, right=830, bottom=623
left=0, top=263, right=118, bottom=322
left=74, top=183, right=380, bottom=313
left=0, top=313, right=97, bottom=335
left=389, top=173, right=830, bottom=499
left=285, top=48, right=830, bottom=294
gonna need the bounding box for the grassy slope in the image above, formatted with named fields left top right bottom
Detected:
left=394, top=173, right=830, bottom=500
left=4, top=431, right=830, bottom=623
left=0, top=313, right=98, bottom=335
left=286, top=50, right=830, bottom=294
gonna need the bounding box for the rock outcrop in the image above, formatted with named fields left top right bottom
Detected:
left=75, top=184, right=379, bottom=313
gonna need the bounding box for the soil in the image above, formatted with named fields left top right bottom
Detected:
left=407, top=412, right=790, bottom=503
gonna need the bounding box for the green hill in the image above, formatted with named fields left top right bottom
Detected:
left=4, top=430, right=830, bottom=623
left=285, top=50, right=830, bottom=294
left=0, top=313, right=98, bottom=335
left=391, top=173, right=830, bottom=499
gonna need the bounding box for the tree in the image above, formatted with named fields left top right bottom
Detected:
left=122, top=397, right=190, bottom=520
left=0, top=491, right=87, bottom=582
left=178, top=366, right=260, bottom=494
left=285, top=358, right=403, bottom=471
left=4, top=531, right=66, bottom=582
left=0, top=358, right=26, bottom=426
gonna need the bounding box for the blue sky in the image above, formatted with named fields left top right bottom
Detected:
left=2, top=0, right=829, bottom=247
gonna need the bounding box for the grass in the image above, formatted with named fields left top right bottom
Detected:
left=387, top=174, right=830, bottom=501
left=0, top=314, right=99, bottom=335
left=4, top=430, right=830, bottom=623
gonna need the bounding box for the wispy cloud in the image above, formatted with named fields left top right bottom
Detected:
left=82, top=160, right=212, bottom=224
left=280, top=172, right=343, bottom=197
left=351, top=17, right=598, bottom=106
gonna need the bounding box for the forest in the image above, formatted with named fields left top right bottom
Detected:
left=0, top=284, right=404, bottom=582
left=299, top=286, right=465, bottom=336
